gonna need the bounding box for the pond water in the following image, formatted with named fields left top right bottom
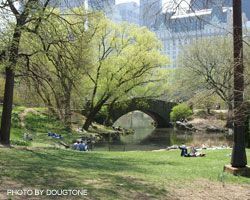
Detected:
left=94, top=111, right=233, bottom=151
left=94, top=127, right=233, bottom=151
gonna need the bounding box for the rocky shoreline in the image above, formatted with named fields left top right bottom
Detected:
left=174, top=114, right=229, bottom=134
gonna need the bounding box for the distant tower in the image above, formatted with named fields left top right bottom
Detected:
left=190, top=0, right=231, bottom=10
left=48, top=0, right=85, bottom=10
left=140, top=0, right=162, bottom=29
left=88, top=0, right=115, bottom=11
left=190, top=0, right=250, bottom=21
left=113, top=2, right=140, bottom=25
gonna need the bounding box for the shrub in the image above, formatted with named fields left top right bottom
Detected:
left=170, top=103, right=192, bottom=122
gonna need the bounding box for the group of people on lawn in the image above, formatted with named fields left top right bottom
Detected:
left=73, top=140, right=88, bottom=151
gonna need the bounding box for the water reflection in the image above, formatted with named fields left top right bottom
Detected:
left=94, top=128, right=233, bottom=151
left=94, top=111, right=233, bottom=151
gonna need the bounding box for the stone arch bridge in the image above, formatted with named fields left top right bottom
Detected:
left=96, top=98, right=176, bottom=128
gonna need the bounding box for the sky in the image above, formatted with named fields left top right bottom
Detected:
left=115, top=0, right=180, bottom=5
left=115, top=0, right=190, bottom=10
left=116, top=0, right=139, bottom=4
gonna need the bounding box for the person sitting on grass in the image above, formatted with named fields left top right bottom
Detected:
left=189, top=145, right=197, bottom=157
left=189, top=145, right=206, bottom=157
left=79, top=141, right=86, bottom=151
left=73, top=141, right=80, bottom=150
left=179, top=144, right=188, bottom=157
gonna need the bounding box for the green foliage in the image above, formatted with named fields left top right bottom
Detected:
left=82, top=17, right=169, bottom=129
left=190, top=91, right=223, bottom=110
left=25, top=112, right=63, bottom=132
left=88, top=19, right=169, bottom=103
left=0, top=106, right=87, bottom=147
left=15, top=8, right=96, bottom=123
left=10, top=139, right=30, bottom=146
left=170, top=103, right=193, bottom=122
left=129, top=68, right=170, bottom=99
left=171, top=37, right=236, bottom=106
left=11, top=111, right=21, bottom=128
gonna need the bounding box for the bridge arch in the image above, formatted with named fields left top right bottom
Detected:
left=106, top=98, right=176, bottom=128
left=112, top=109, right=166, bottom=128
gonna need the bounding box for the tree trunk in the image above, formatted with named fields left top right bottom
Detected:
left=0, top=68, right=15, bottom=145
left=82, top=97, right=109, bottom=131
left=64, top=91, right=72, bottom=131
left=245, top=115, right=250, bottom=148
left=104, top=100, right=117, bottom=126
left=0, top=27, right=21, bottom=145
left=83, top=113, right=95, bottom=131
left=226, top=103, right=234, bottom=128
left=231, top=0, right=247, bottom=168
left=83, top=106, right=102, bottom=131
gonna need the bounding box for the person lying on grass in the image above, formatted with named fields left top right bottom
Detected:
left=179, top=145, right=205, bottom=157
left=48, top=132, right=63, bottom=139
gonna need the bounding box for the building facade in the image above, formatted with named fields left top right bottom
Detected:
left=140, top=0, right=162, bottom=29
left=48, top=0, right=250, bottom=69
left=113, top=2, right=139, bottom=25
left=155, top=4, right=234, bottom=68
left=48, top=0, right=85, bottom=10
left=141, top=0, right=250, bottom=68
left=88, top=0, right=115, bottom=14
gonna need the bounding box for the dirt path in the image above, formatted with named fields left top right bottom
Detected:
left=170, top=180, right=250, bottom=200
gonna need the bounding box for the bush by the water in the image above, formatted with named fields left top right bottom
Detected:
left=170, top=103, right=192, bottom=122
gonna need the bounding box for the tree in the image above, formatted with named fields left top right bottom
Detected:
left=176, top=37, right=250, bottom=127
left=0, top=0, right=52, bottom=145
left=82, top=19, right=168, bottom=130
left=18, top=9, right=94, bottom=129
left=190, top=90, right=223, bottom=114
left=231, top=0, right=247, bottom=168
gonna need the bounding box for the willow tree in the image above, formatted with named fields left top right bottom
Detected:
left=82, top=19, right=169, bottom=130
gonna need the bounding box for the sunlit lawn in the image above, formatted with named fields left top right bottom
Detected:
left=0, top=106, right=250, bottom=199
left=0, top=148, right=249, bottom=199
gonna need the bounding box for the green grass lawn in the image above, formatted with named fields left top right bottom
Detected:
left=0, top=106, right=250, bottom=199
left=0, top=148, right=249, bottom=199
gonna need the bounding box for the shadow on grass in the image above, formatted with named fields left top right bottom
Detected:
left=0, top=149, right=173, bottom=199
left=90, top=173, right=171, bottom=200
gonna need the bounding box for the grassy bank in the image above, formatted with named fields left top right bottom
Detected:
left=0, top=148, right=249, bottom=199
left=0, top=106, right=112, bottom=148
